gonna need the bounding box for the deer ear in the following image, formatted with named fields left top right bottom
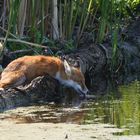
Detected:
left=63, top=60, right=71, bottom=76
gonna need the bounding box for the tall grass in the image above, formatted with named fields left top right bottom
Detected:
left=3, top=0, right=21, bottom=54
left=41, top=0, right=45, bottom=40
left=59, top=0, right=79, bottom=40
left=97, top=0, right=110, bottom=43
left=18, top=0, right=27, bottom=37
left=0, top=0, right=139, bottom=58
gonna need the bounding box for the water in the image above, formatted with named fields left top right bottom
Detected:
left=0, top=80, right=140, bottom=136
left=85, top=80, right=140, bottom=135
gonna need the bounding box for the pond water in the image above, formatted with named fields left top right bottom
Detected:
left=85, top=80, right=140, bottom=135
left=0, top=80, right=140, bottom=136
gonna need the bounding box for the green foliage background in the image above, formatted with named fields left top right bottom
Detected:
left=0, top=0, right=139, bottom=61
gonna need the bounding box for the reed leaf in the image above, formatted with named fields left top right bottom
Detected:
left=41, top=0, right=45, bottom=40
left=30, top=0, right=36, bottom=41
left=52, top=0, right=59, bottom=40
left=97, top=0, right=110, bottom=43
left=77, top=0, right=93, bottom=46
left=18, top=0, right=27, bottom=37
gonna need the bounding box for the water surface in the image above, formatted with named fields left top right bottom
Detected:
left=0, top=80, right=140, bottom=136
left=85, top=80, right=140, bottom=135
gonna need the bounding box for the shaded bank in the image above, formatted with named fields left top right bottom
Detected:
left=0, top=17, right=140, bottom=112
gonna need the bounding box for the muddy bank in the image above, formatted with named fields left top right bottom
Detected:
left=0, top=119, right=140, bottom=140
left=0, top=120, right=124, bottom=140
left=0, top=106, right=124, bottom=140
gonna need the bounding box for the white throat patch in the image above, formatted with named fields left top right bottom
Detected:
left=55, top=72, right=82, bottom=91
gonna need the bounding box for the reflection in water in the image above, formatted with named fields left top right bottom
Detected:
left=0, top=106, right=88, bottom=124
left=86, top=80, right=140, bottom=135
left=0, top=81, right=140, bottom=136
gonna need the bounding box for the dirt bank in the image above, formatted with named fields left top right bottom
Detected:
left=0, top=120, right=122, bottom=140
left=1, top=105, right=140, bottom=140
left=1, top=120, right=140, bottom=140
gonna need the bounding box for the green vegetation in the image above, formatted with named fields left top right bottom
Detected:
left=84, top=80, right=140, bottom=135
left=0, top=0, right=139, bottom=58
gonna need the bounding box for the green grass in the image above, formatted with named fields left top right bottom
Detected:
left=0, top=0, right=139, bottom=68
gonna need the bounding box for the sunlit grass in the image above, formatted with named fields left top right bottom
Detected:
left=0, top=0, right=139, bottom=62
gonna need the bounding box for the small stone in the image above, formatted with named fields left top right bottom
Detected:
left=65, top=134, right=68, bottom=139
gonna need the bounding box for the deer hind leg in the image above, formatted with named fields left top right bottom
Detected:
left=11, top=73, right=26, bottom=88
left=0, top=72, right=26, bottom=90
